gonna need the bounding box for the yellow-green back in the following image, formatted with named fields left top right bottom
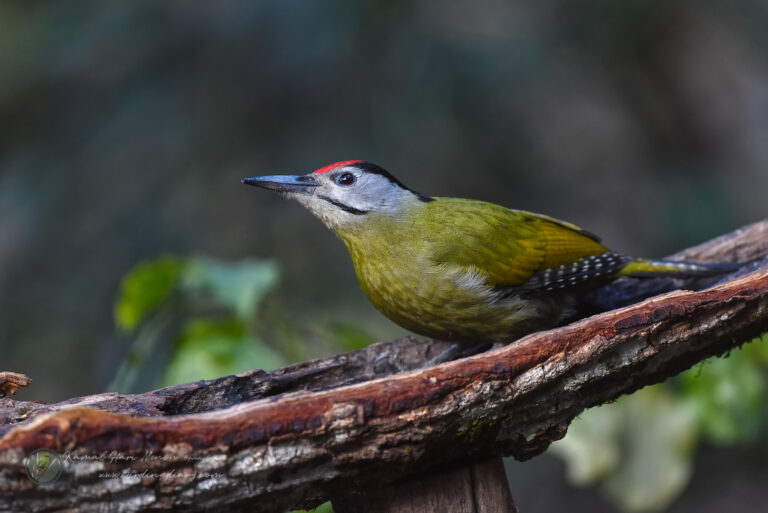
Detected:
left=336, top=197, right=611, bottom=342
left=417, top=198, right=610, bottom=287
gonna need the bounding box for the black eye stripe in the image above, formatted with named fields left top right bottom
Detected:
left=317, top=195, right=367, bottom=215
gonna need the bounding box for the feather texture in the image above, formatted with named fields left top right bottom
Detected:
left=337, top=197, right=621, bottom=342
left=244, top=164, right=737, bottom=344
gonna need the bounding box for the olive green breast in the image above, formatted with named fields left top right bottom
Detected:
left=335, top=197, right=595, bottom=343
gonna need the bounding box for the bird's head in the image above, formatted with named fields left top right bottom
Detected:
left=242, top=161, right=432, bottom=231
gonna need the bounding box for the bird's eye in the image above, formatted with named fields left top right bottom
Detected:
left=336, top=172, right=356, bottom=186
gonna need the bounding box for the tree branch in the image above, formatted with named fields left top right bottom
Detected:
left=1, top=221, right=767, bottom=513
left=0, top=373, right=31, bottom=398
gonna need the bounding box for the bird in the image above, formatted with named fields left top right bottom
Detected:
left=242, top=160, right=737, bottom=346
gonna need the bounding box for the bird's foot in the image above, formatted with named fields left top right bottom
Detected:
left=423, top=342, right=493, bottom=368
left=372, top=352, right=409, bottom=375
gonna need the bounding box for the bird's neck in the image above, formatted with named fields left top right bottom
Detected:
left=334, top=197, right=426, bottom=252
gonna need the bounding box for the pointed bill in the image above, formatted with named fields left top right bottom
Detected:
left=241, top=174, right=320, bottom=193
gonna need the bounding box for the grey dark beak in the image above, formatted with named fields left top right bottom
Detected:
left=241, top=174, right=320, bottom=193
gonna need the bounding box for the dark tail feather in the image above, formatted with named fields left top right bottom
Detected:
left=584, top=257, right=764, bottom=314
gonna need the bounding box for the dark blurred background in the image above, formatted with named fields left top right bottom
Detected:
left=2, top=1, right=767, bottom=511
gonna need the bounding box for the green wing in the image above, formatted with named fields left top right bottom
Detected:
left=423, top=198, right=611, bottom=287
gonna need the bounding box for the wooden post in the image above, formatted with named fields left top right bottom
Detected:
left=333, top=457, right=517, bottom=513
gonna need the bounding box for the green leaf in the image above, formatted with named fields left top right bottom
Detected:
left=601, top=386, right=697, bottom=512
left=740, top=332, right=768, bottom=366
left=182, top=256, right=279, bottom=319
left=293, top=502, right=334, bottom=513
left=112, top=255, right=284, bottom=391
left=160, top=318, right=285, bottom=387
left=550, top=385, right=697, bottom=512
left=114, top=256, right=185, bottom=332
left=680, top=345, right=767, bottom=444
left=549, top=335, right=768, bottom=512
left=548, top=400, right=623, bottom=485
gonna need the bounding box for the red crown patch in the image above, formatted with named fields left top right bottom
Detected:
left=313, top=160, right=363, bottom=174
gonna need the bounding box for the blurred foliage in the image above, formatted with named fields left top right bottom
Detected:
left=112, top=255, right=350, bottom=513
left=323, top=321, right=377, bottom=352
left=114, top=256, right=184, bottom=332
left=550, top=333, right=768, bottom=512
left=161, top=318, right=283, bottom=388
left=295, top=502, right=333, bottom=513
left=110, top=255, right=284, bottom=392
left=681, top=339, right=768, bottom=444
left=110, top=254, right=375, bottom=393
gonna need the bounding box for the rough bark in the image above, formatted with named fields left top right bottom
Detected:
left=0, top=221, right=767, bottom=513
left=0, top=373, right=30, bottom=398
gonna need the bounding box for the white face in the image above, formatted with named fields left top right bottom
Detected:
left=290, top=165, right=418, bottom=230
